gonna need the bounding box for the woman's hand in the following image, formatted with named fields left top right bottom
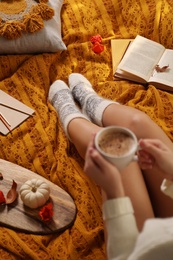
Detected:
left=138, top=139, right=173, bottom=179
left=84, top=135, right=125, bottom=199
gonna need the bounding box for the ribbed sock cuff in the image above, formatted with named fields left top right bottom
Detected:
left=63, top=113, right=90, bottom=141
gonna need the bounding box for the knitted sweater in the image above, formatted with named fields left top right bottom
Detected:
left=102, top=179, right=173, bottom=260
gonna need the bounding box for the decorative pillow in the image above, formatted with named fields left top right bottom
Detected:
left=0, top=0, right=66, bottom=54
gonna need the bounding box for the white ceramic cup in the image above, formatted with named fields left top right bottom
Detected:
left=95, top=126, right=138, bottom=170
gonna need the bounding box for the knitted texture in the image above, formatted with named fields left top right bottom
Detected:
left=49, top=80, right=89, bottom=139
left=0, top=0, right=173, bottom=259
left=0, top=0, right=54, bottom=39
left=69, top=74, right=116, bottom=126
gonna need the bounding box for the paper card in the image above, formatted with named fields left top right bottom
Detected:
left=111, top=39, right=133, bottom=74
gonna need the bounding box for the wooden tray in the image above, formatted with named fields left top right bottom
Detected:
left=0, top=159, right=76, bottom=235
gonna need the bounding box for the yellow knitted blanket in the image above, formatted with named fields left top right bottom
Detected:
left=0, top=0, right=173, bottom=259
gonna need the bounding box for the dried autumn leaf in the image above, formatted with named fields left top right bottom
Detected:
left=155, top=64, right=169, bottom=72
left=92, top=42, right=104, bottom=54
left=90, top=34, right=102, bottom=44
left=6, top=180, right=18, bottom=204
left=38, top=202, right=54, bottom=221
left=0, top=190, right=6, bottom=204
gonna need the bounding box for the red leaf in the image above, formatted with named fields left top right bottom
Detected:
left=0, top=190, right=6, bottom=204
left=6, top=180, right=18, bottom=204
left=90, top=34, right=102, bottom=44
left=39, top=202, right=54, bottom=222
left=92, top=42, right=104, bottom=54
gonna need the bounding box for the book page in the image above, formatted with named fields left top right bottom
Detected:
left=149, top=49, right=173, bottom=89
left=117, top=35, right=165, bottom=82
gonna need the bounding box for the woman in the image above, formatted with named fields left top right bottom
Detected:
left=48, top=73, right=173, bottom=230
left=84, top=137, right=173, bottom=259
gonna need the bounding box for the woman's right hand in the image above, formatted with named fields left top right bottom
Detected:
left=138, top=139, right=173, bottom=179
left=84, top=135, right=125, bottom=199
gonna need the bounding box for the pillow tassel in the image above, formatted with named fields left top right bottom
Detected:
left=0, top=21, right=25, bottom=40
left=23, top=13, right=44, bottom=33
left=0, top=1, right=55, bottom=39
left=32, top=3, right=55, bottom=20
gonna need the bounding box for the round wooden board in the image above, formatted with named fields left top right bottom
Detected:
left=0, top=159, right=76, bottom=235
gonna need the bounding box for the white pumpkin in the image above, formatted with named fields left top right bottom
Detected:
left=19, top=178, right=50, bottom=209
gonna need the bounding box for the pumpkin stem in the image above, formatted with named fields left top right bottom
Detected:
left=31, top=186, right=37, bottom=192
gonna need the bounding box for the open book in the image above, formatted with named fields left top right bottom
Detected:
left=112, top=35, right=173, bottom=92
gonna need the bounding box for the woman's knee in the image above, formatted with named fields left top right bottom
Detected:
left=128, top=112, right=153, bottom=135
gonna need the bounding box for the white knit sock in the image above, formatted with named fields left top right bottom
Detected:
left=48, top=80, right=89, bottom=140
left=68, top=73, right=118, bottom=126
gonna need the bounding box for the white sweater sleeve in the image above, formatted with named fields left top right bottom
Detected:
left=102, top=197, right=139, bottom=260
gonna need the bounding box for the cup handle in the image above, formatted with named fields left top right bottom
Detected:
left=133, top=144, right=141, bottom=162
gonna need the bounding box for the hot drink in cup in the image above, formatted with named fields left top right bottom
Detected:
left=95, top=126, right=138, bottom=170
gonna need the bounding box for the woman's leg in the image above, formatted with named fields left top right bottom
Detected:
left=68, top=73, right=173, bottom=149
left=102, top=104, right=173, bottom=217
left=68, top=118, right=154, bottom=231
left=67, top=118, right=101, bottom=157
left=68, top=73, right=173, bottom=217
left=48, top=79, right=154, bottom=231
left=103, top=103, right=173, bottom=149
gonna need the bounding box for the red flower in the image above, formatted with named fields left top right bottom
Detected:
left=39, top=202, right=53, bottom=221
left=90, top=34, right=102, bottom=44
left=92, top=42, right=104, bottom=54
left=0, top=190, right=6, bottom=204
